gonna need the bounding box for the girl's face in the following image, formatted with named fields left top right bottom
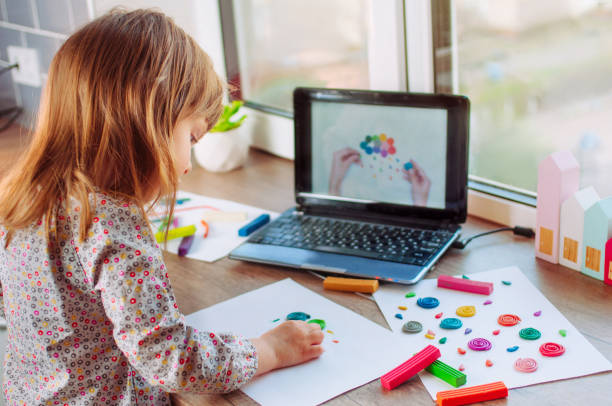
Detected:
left=172, top=114, right=208, bottom=177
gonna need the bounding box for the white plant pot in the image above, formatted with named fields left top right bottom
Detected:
left=193, top=125, right=250, bottom=172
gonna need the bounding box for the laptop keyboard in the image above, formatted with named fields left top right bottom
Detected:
left=247, top=213, right=456, bottom=266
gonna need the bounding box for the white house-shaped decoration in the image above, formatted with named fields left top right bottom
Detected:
left=535, top=151, right=580, bottom=263
left=581, top=196, right=612, bottom=281
left=559, top=187, right=599, bottom=270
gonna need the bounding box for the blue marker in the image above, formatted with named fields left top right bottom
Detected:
left=238, top=214, right=270, bottom=237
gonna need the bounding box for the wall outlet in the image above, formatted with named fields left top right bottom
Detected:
left=7, top=46, right=42, bottom=87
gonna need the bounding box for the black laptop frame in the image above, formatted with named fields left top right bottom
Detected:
left=293, top=87, right=470, bottom=227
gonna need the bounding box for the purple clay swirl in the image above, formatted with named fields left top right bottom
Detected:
left=514, top=357, right=538, bottom=373
left=467, top=337, right=492, bottom=351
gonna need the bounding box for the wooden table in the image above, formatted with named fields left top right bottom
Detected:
left=1, top=126, right=609, bottom=405
left=170, top=149, right=612, bottom=406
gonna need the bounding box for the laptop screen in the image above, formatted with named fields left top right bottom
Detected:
left=310, top=101, right=447, bottom=209
left=294, top=88, right=469, bottom=224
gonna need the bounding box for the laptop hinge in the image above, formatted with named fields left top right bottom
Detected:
left=294, top=206, right=458, bottom=230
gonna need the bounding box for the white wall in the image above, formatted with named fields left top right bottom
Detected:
left=93, top=0, right=226, bottom=79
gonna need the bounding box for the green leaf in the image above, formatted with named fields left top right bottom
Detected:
left=210, top=100, right=247, bottom=132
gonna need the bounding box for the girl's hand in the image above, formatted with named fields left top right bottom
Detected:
left=328, top=148, right=362, bottom=195
left=402, top=160, right=431, bottom=206
left=251, top=320, right=324, bottom=377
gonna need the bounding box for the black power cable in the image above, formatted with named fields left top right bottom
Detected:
left=452, top=226, right=535, bottom=249
left=0, top=63, right=19, bottom=77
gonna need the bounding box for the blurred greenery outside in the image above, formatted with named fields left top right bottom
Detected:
left=238, top=2, right=612, bottom=197
left=457, top=5, right=612, bottom=196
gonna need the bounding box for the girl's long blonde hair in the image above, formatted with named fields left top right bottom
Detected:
left=0, top=9, right=223, bottom=245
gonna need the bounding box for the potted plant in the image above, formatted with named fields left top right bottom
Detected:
left=193, top=100, right=250, bottom=172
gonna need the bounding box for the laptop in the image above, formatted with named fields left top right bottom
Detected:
left=229, top=88, right=469, bottom=284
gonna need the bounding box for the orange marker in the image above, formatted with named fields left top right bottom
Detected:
left=436, top=381, right=508, bottom=405
left=323, top=276, right=379, bottom=293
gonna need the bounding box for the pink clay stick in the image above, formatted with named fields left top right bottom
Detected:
left=380, top=345, right=441, bottom=390
left=437, top=274, right=494, bottom=295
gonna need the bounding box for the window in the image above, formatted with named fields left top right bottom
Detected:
left=219, top=0, right=406, bottom=115
left=219, top=0, right=611, bottom=224
left=434, top=0, right=612, bottom=201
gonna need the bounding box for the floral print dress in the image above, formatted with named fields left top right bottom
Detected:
left=0, top=194, right=257, bottom=405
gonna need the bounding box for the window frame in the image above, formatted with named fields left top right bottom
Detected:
left=217, top=0, right=537, bottom=226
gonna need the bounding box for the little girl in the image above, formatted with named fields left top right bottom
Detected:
left=0, top=9, right=323, bottom=405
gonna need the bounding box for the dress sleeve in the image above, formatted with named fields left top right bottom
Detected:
left=84, top=202, right=258, bottom=393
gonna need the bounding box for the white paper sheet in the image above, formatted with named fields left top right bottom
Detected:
left=152, top=191, right=278, bottom=262
left=186, top=278, right=419, bottom=406
left=373, top=266, right=612, bottom=399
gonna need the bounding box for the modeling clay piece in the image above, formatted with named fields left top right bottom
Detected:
left=435, top=312, right=443, bottom=319
left=467, top=338, right=492, bottom=351
left=514, top=358, right=538, bottom=373
left=507, top=346, right=519, bottom=352
left=154, top=224, right=196, bottom=243
left=286, top=312, right=310, bottom=321
left=323, top=276, right=379, bottom=293
left=440, top=318, right=462, bottom=330
left=425, top=360, right=467, bottom=388
left=497, top=314, right=521, bottom=326
left=395, top=313, right=404, bottom=320
left=439, top=337, right=447, bottom=344
left=435, top=381, right=508, bottom=406
left=398, top=305, right=408, bottom=311
left=437, top=275, right=494, bottom=295
left=483, top=300, right=493, bottom=305
left=458, top=364, right=465, bottom=371
left=307, top=319, right=326, bottom=330
left=457, top=348, right=466, bottom=355
left=177, top=235, right=195, bottom=257
left=456, top=306, right=476, bottom=317
left=402, top=321, right=423, bottom=334
left=559, top=329, right=567, bottom=337
left=492, top=330, right=500, bottom=336
left=380, top=345, right=441, bottom=390
left=534, top=310, right=542, bottom=317
left=539, top=342, right=565, bottom=357
left=464, top=328, right=472, bottom=335
left=238, top=214, right=270, bottom=236
left=405, top=292, right=416, bottom=298
left=519, top=328, right=541, bottom=340
left=485, top=360, right=493, bottom=367
left=502, top=280, right=512, bottom=285
left=417, top=297, right=440, bottom=309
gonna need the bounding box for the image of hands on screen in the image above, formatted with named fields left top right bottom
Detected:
left=328, top=147, right=431, bottom=207
left=311, top=102, right=446, bottom=209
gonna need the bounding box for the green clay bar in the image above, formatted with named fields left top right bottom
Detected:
left=425, top=359, right=467, bottom=388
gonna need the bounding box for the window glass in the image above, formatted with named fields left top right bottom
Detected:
left=231, top=0, right=370, bottom=112
left=441, top=1, right=612, bottom=196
